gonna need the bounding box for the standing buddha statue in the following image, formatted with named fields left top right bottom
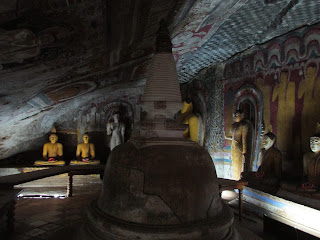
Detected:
left=226, top=109, right=253, bottom=180
left=107, top=112, right=125, bottom=151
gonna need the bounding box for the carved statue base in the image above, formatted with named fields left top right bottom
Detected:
left=70, top=159, right=100, bottom=165
left=34, top=159, right=65, bottom=166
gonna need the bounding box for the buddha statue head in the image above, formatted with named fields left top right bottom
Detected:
left=234, top=109, right=244, bottom=123
left=113, top=111, right=120, bottom=123
left=49, top=133, right=58, bottom=144
left=48, top=127, right=58, bottom=143
left=83, top=133, right=89, bottom=144
left=262, top=132, right=276, bottom=150
left=181, top=98, right=193, bottom=114
left=310, top=135, right=320, bottom=153
left=310, top=123, right=320, bottom=153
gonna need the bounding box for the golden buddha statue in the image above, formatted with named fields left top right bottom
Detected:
left=302, top=124, right=320, bottom=189
left=70, top=133, right=100, bottom=165
left=178, top=99, right=199, bottom=142
left=241, top=132, right=282, bottom=191
left=226, top=109, right=253, bottom=180
left=35, top=128, right=65, bottom=166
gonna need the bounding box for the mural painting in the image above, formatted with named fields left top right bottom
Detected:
left=221, top=25, right=320, bottom=179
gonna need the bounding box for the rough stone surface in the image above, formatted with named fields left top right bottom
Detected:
left=0, top=0, right=320, bottom=159
left=78, top=19, right=243, bottom=240
left=79, top=141, right=238, bottom=240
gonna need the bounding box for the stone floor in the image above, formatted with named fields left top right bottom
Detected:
left=0, top=177, right=278, bottom=240
left=0, top=175, right=102, bottom=240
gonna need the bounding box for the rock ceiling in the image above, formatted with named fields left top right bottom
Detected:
left=0, top=0, right=320, bottom=159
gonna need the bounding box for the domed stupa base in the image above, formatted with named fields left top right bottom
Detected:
left=77, top=140, right=241, bottom=240
left=77, top=20, right=247, bottom=240
left=79, top=203, right=239, bottom=240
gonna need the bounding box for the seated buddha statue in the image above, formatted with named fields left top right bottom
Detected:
left=241, top=132, right=282, bottom=191
left=34, top=128, right=65, bottom=166
left=302, top=130, right=320, bottom=190
left=178, top=99, right=199, bottom=143
left=70, top=133, right=100, bottom=165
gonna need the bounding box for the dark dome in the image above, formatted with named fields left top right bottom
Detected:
left=79, top=140, right=239, bottom=239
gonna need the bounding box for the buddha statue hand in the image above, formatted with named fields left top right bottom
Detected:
left=82, top=157, right=91, bottom=162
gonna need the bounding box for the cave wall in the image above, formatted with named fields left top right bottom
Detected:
left=1, top=83, right=143, bottom=164
left=180, top=64, right=226, bottom=177
left=222, top=23, right=320, bottom=179
left=186, top=23, right=320, bottom=179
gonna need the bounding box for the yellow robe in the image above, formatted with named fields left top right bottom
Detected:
left=231, top=120, right=251, bottom=180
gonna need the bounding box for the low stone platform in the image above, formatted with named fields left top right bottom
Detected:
left=0, top=165, right=105, bottom=189
left=243, top=187, right=320, bottom=238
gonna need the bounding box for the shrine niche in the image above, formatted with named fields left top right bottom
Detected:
left=222, top=85, right=265, bottom=180
left=101, top=100, right=134, bottom=145
left=106, top=111, right=125, bottom=150
left=225, top=108, right=254, bottom=180
left=232, top=84, right=263, bottom=173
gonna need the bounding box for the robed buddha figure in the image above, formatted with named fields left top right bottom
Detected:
left=76, top=133, right=95, bottom=160
left=107, top=112, right=125, bottom=151
left=302, top=123, right=320, bottom=190
left=241, top=132, right=282, bottom=191
left=226, top=109, right=253, bottom=180
left=178, top=99, right=199, bottom=142
left=35, top=128, right=65, bottom=166
left=70, top=133, right=99, bottom=165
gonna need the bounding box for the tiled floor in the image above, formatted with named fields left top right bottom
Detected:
left=0, top=176, right=102, bottom=240
left=0, top=179, right=277, bottom=240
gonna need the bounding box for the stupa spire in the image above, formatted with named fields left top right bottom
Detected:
left=155, top=20, right=172, bottom=53
left=141, top=19, right=182, bottom=120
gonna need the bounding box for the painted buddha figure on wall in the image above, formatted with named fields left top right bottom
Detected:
left=107, top=112, right=125, bottom=151
left=35, top=128, right=65, bottom=166
left=241, top=132, right=282, bottom=191
left=302, top=125, right=320, bottom=189
left=226, top=109, right=253, bottom=180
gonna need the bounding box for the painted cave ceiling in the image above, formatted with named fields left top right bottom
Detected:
left=0, top=0, right=320, bottom=159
